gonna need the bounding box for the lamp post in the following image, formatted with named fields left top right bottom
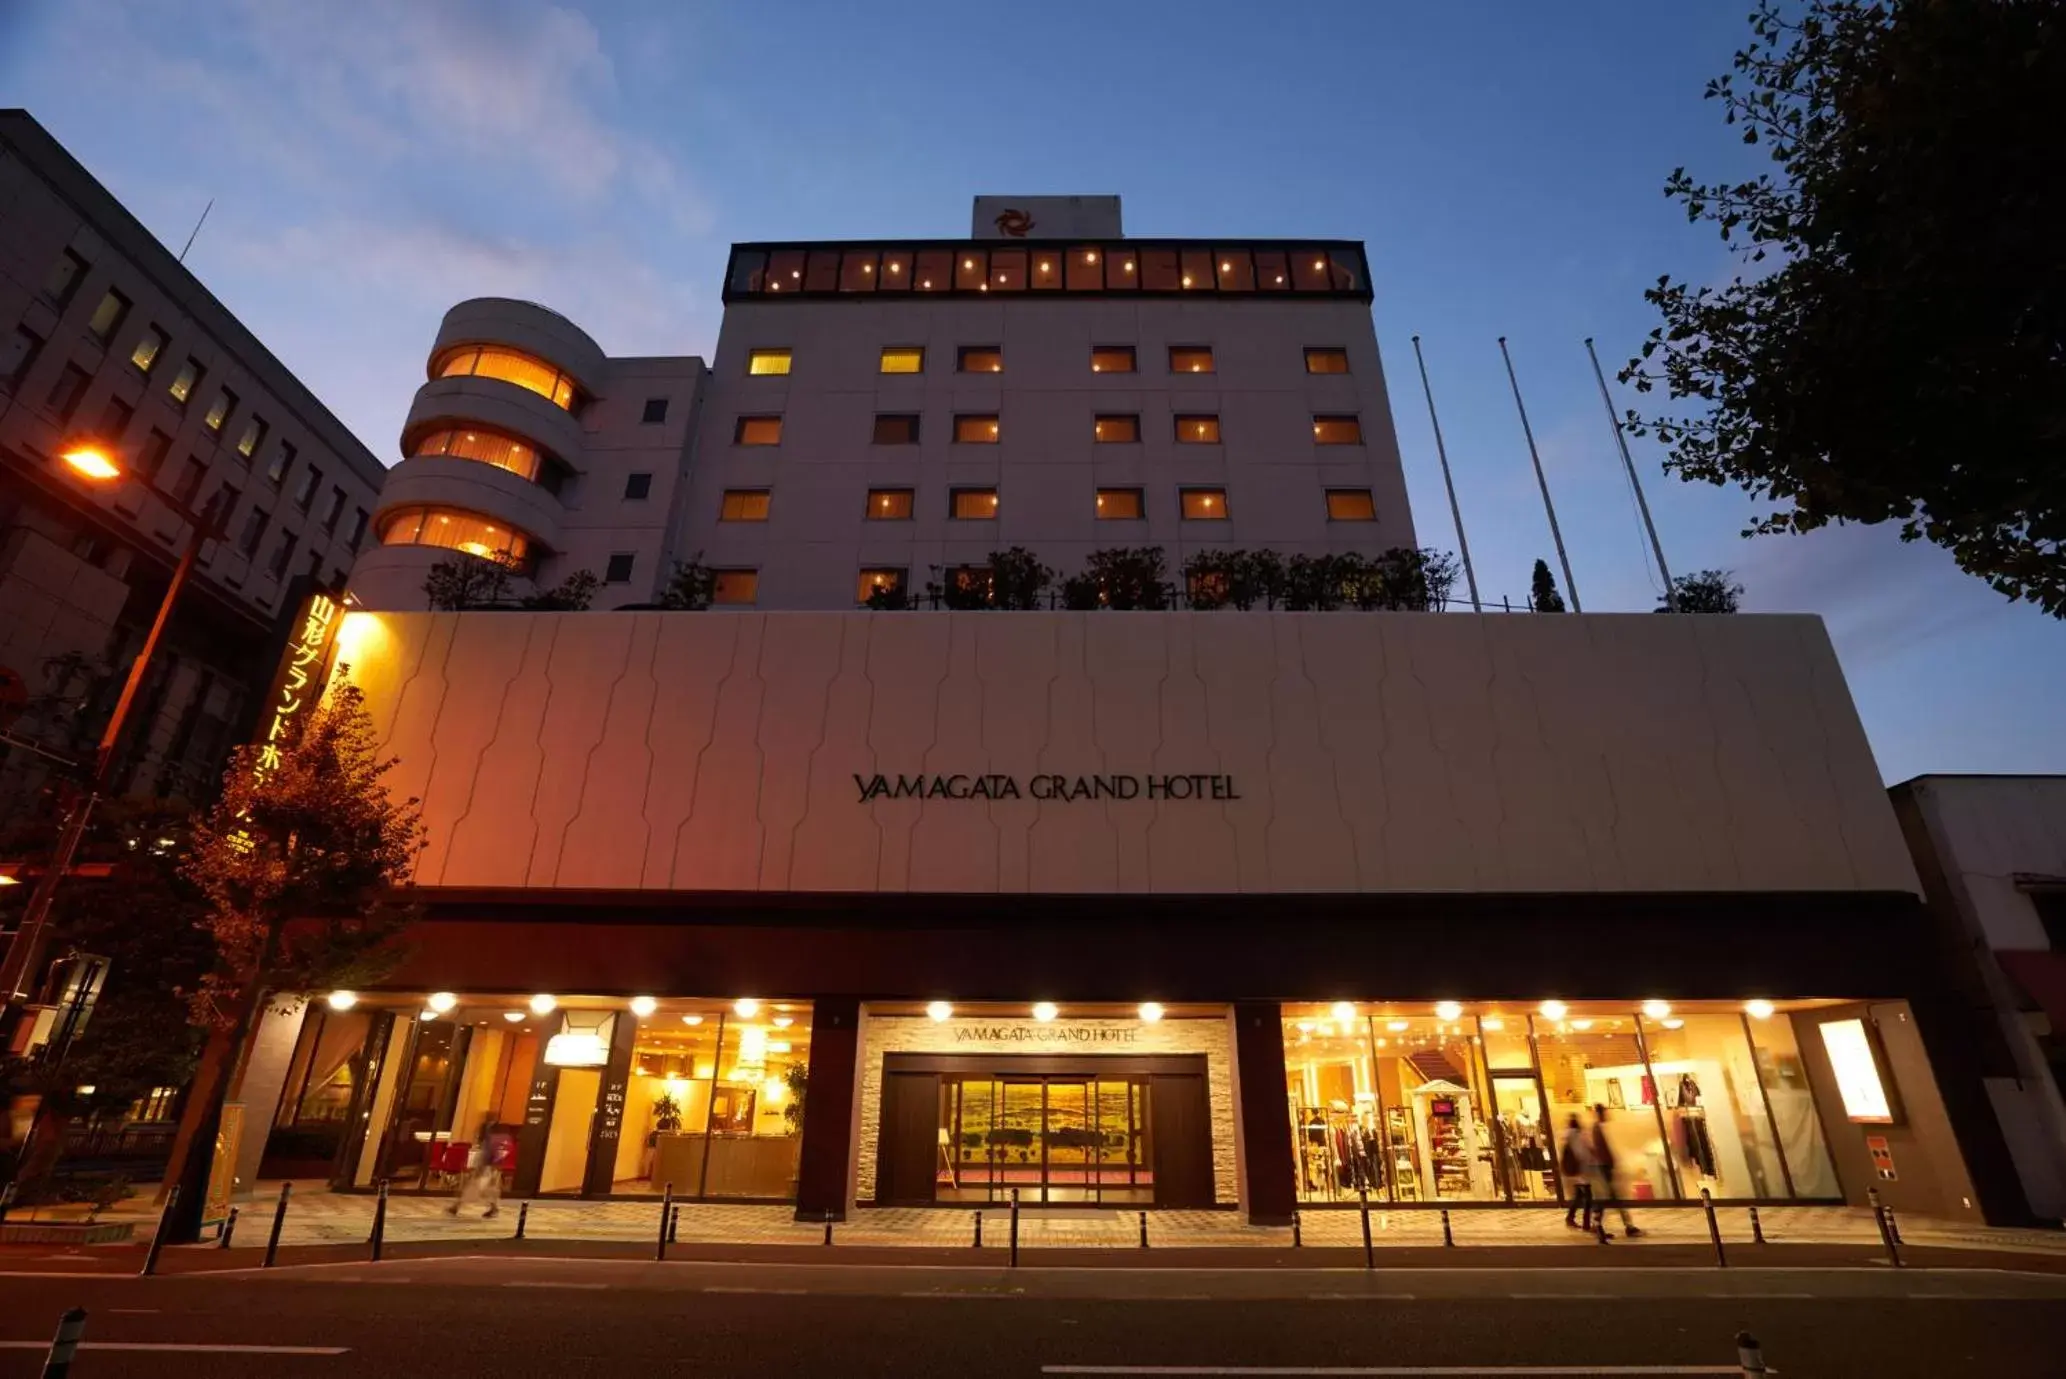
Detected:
left=0, top=441, right=225, bottom=1053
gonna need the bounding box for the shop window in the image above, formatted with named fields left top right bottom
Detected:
left=1532, top=1009, right=1676, bottom=1204
left=720, top=489, right=772, bottom=522
left=1169, top=346, right=1215, bottom=375
left=1180, top=488, right=1229, bottom=520
left=1096, top=488, right=1143, bottom=521
left=857, top=568, right=906, bottom=604
left=880, top=347, right=925, bottom=375
left=950, top=487, right=999, bottom=520
left=734, top=415, right=783, bottom=445
left=747, top=349, right=792, bottom=376
left=1094, top=415, right=1139, bottom=444
left=866, top=488, right=913, bottom=519
left=712, top=569, right=758, bottom=605
left=1638, top=1012, right=1790, bottom=1200
left=1313, top=415, right=1363, bottom=445
left=954, top=414, right=1000, bottom=444
left=1175, top=415, right=1221, bottom=444
left=1326, top=490, right=1376, bottom=521
left=1745, top=1009, right=1842, bottom=1197
left=872, top=414, right=920, bottom=444
left=1090, top=346, right=1136, bottom=374
left=958, top=346, right=1003, bottom=374
left=1306, top=347, right=1351, bottom=374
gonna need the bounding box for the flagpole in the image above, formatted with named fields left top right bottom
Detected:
left=1410, top=335, right=1481, bottom=612
left=1497, top=336, right=1580, bottom=613
left=1585, top=337, right=1676, bottom=612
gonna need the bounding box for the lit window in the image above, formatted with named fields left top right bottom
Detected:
left=437, top=345, right=578, bottom=409
left=1031, top=254, right=1060, bottom=290
left=953, top=414, right=1000, bottom=444
left=1094, top=415, right=1140, bottom=443
left=880, top=347, right=925, bottom=374
left=914, top=250, right=952, bottom=292
left=720, top=489, right=772, bottom=521
left=378, top=505, right=531, bottom=565
left=641, top=398, right=668, bottom=424
left=1140, top=249, right=1180, bottom=291
left=1255, top=250, right=1291, bottom=290
left=1180, top=488, right=1229, bottom=520
left=203, top=389, right=235, bottom=433
left=130, top=326, right=168, bottom=375
left=1105, top=249, right=1139, bottom=289
left=1067, top=247, right=1103, bottom=291
left=1293, top=250, right=1333, bottom=292
left=839, top=251, right=878, bottom=292
left=1305, top=347, right=1350, bottom=374
left=1095, top=488, right=1143, bottom=520
left=748, top=349, right=792, bottom=376
left=235, top=415, right=268, bottom=460
left=865, top=488, right=913, bottom=519
left=1169, top=346, right=1215, bottom=374
left=1326, top=489, right=1376, bottom=521
left=950, top=488, right=999, bottom=520
left=988, top=249, right=1025, bottom=292
left=605, top=552, right=636, bottom=584
left=167, top=358, right=203, bottom=406
left=1214, top=250, right=1256, bottom=291
left=958, top=346, right=1003, bottom=374
left=87, top=289, right=130, bottom=342
left=955, top=253, right=986, bottom=291
left=872, top=414, right=919, bottom=444
left=712, top=569, right=758, bottom=605
left=1175, top=415, right=1221, bottom=444
left=857, top=568, right=907, bottom=603
left=1180, top=249, right=1214, bottom=290
left=734, top=416, right=783, bottom=445
left=1090, top=346, right=1136, bottom=374
left=1312, top=415, right=1363, bottom=445
left=879, top=251, right=912, bottom=288
left=411, top=428, right=542, bottom=482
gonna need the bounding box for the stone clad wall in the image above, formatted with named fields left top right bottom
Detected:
left=852, top=1012, right=1239, bottom=1205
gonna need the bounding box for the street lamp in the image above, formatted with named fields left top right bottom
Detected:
left=0, top=439, right=227, bottom=1051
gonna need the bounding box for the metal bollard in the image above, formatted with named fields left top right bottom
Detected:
left=41, top=1307, right=87, bottom=1379
left=218, top=1205, right=239, bottom=1249
left=1885, top=1204, right=1903, bottom=1246
left=1139, top=1210, right=1149, bottom=1249
left=514, top=1200, right=528, bottom=1240
left=1291, top=1210, right=1301, bottom=1248
left=1358, top=1186, right=1374, bottom=1269
left=1009, top=1188, right=1020, bottom=1268
left=1701, top=1188, right=1727, bottom=1267
left=1736, top=1330, right=1769, bottom=1375
left=369, top=1179, right=389, bottom=1262
left=973, top=1210, right=982, bottom=1248
left=0, top=1180, right=17, bottom=1225
left=669, top=1204, right=680, bottom=1244
left=1441, top=1209, right=1455, bottom=1247
left=1868, top=1187, right=1903, bottom=1268
left=657, top=1183, right=673, bottom=1261
left=1747, top=1204, right=1765, bottom=1245
left=139, top=1185, right=180, bottom=1277
left=263, top=1182, right=292, bottom=1269
left=823, top=1209, right=835, bottom=1245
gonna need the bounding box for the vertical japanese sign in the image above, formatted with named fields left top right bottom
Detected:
left=252, top=592, right=341, bottom=781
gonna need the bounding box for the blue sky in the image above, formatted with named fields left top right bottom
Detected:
left=4, top=0, right=2060, bottom=783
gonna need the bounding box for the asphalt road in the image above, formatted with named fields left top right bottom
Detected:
left=4, top=1256, right=2065, bottom=1377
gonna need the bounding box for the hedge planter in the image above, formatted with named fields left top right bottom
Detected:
left=0, top=1220, right=137, bottom=1245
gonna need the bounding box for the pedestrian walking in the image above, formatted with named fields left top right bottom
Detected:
left=447, top=1121, right=506, bottom=1219
left=1559, top=1113, right=1594, bottom=1231
left=1588, top=1104, right=1643, bottom=1239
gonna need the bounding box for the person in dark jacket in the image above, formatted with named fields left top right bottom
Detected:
left=1588, top=1104, right=1643, bottom=1239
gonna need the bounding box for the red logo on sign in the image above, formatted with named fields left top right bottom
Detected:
left=994, top=208, right=1035, bottom=238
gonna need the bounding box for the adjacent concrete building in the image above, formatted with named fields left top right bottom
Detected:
left=0, top=110, right=385, bottom=807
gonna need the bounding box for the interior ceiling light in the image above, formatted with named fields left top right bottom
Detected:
left=926, top=1000, right=953, bottom=1022
left=1745, top=999, right=1776, bottom=1020
left=428, top=992, right=457, bottom=1013
left=629, top=996, right=658, bottom=1018
left=734, top=998, right=761, bottom=1018
left=1139, top=1002, right=1165, bottom=1023
left=1435, top=1001, right=1463, bottom=1022
left=502, top=1011, right=523, bottom=1023
left=1642, top=999, right=1672, bottom=1020
left=1032, top=1001, right=1059, bottom=1022
left=1538, top=1000, right=1568, bottom=1021
left=529, top=993, right=557, bottom=1016
left=325, top=991, right=358, bottom=1012
left=1330, top=1001, right=1355, bottom=1023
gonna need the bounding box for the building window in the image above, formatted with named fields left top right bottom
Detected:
left=321, top=486, right=347, bottom=532
left=130, top=326, right=168, bottom=376
left=1313, top=414, right=1363, bottom=444
left=857, top=568, right=907, bottom=604
left=957, top=346, right=1003, bottom=374
left=879, top=347, right=925, bottom=374
left=950, top=487, right=999, bottom=520
left=266, top=529, right=298, bottom=580
left=236, top=505, right=269, bottom=557
left=266, top=440, right=295, bottom=488
left=347, top=507, right=369, bottom=550
left=42, top=249, right=87, bottom=305
left=171, top=458, right=206, bottom=504
left=1305, top=347, right=1350, bottom=374
left=641, top=398, right=668, bottom=424
left=624, top=472, right=653, bottom=501
left=235, top=415, right=268, bottom=460
left=411, top=426, right=541, bottom=482
left=720, top=489, right=772, bottom=521
left=138, top=430, right=173, bottom=479
left=97, top=394, right=135, bottom=442
left=1090, top=346, right=1136, bottom=374
left=748, top=348, right=792, bottom=376
left=87, top=289, right=131, bottom=343
left=1092, top=414, right=1141, bottom=444
left=1180, top=488, right=1229, bottom=520
left=1095, top=488, right=1143, bottom=520
left=167, top=358, right=203, bottom=407
left=4, top=325, right=46, bottom=389
left=294, top=465, right=323, bottom=512
left=712, top=569, right=758, bottom=605
left=953, top=414, right=1000, bottom=444
left=866, top=488, right=913, bottom=519
left=872, top=414, right=920, bottom=444
left=734, top=415, right=783, bottom=445
left=437, top=346, right=578, bottom=410
left=377, top=505, right=530, bottom=565
left=45, top=362, right=91, bottom=421
left=1175, top=414, right=1221, bottom=444
left=1169, top=346, right=1215, bottom=374
left=1326, top=489, right=1377, bottom=521
left=203, top=389, right=236, bottom=434
left=604, top=552, right=636, bottom=584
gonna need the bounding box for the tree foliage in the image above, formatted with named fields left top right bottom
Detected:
left=659, top=555, right=718, bottom=610
left=521, top=568, right=599, bottom=611
left=422, top=554, right=513, bottom=611
left=1530, top=559, right=1567, bottom=613
left=1658, top=569, right=1746, bottom=614
left=1622, top=0, right=2066, bottom=615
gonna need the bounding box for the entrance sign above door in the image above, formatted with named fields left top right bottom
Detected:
left=853, top=772, right=1239, bottom=803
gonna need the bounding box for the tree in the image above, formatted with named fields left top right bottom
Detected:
left=156, top=680, right=425, bottom=1242
left=422, top=554, right=512, bottom=610
left=1529, top=559, right=1567, bottom=613
left=1657, top=569, right=1745, bottom=614
left=522, top=569, right=599, bottom=611
left=1622, top=1, right=2066, bottom=616
left=986, top=548, right=1054, bottom=610
left=659, top=555, right=717, bottom=610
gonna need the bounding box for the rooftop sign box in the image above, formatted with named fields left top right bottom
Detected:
left=973, top=195, right=1122, bottom=240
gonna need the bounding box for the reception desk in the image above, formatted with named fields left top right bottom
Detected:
left=650, top=1133, right=800, bottom=1199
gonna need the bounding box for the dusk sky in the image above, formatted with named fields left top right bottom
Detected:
left=4, top=0, right=2059, bottom=784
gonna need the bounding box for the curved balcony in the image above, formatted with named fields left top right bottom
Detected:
left=429, top=298, right=606, bottom=397
left=402, top=375, right=586, bottom=468
left=375, top=456, right=565, bottom=553
left=346, top=540, right=535, bottom=612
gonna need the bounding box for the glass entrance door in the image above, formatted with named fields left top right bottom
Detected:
left=937, top=1073, right=1154, bottom=1204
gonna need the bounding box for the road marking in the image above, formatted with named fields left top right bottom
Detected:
left=1040, top=1367, right=1744, bottom=1376
left=1306, top=1293, right=1418, bottom=1300
left=899, top=1290, right=1020, bottom=1298
left=0, top=1342, right=349, bottom=1356
left=1700, top=1292, right=1811, bottom=1299
left=701, top=1285, right=808, bottom=1295
left=1507, top=1292, right=1612, bottom=1299
left=501, top=1280, right=607, bottom=1289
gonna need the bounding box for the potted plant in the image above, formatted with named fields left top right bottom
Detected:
left=648, top=1092, right=682, bottom=1148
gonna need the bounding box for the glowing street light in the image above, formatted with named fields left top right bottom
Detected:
left=60, top=444, right=121, bottom=480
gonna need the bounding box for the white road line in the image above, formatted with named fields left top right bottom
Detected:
left=1040, top=1367, right=1743, bottom=1376
left=1701, top=1292, right=1812, bottom=1299
left=501, top=1280, right=607, bottom=1289
left=1306, top=1293, right=1418, bottom=1300
left=701, top=1285, right=808, bottom=1295
left=0, top=1342, right=349, bottom=1355
left=1507, top=1292, right=1612, bottom=1299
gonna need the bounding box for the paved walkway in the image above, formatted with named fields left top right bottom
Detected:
left=32, top=1182, right=2063, bottom=1255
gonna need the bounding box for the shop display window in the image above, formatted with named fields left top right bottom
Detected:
left=1747, top=1011, right=1842, bottom=1196
left=1636, top=1013, right=1789, bottom=1199
left=1533, top=1009, right=1676, bottom=1204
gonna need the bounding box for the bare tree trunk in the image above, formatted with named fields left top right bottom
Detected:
left=154, top=953, right=270, bottom=1245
